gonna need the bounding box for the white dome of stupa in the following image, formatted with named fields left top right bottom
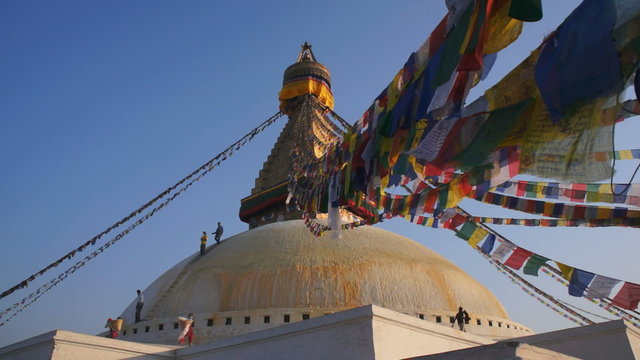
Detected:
left=117, top=220, right=530, bottom=344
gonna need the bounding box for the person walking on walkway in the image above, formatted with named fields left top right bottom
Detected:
left=214, top=222, right=223, bottom=244
left=200, top=231, right=208, bottom=256
left=454, top=306, right=469, bottom=331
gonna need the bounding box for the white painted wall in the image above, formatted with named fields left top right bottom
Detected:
left=117, top=306, right=531, bottom=346
left=0, top=330, right=176, bottom=360
left=0, top=330, right=54, bottom=360
left=173, top=305, right=494, bottom=360
left=511, top=319, right=640, bottom=360
left=2, top=307, right=637, bottom=360
left=370, top=306, right=493, bottom=359
left=178, top=313, right=376, bottom=360
left=411, top=341, right=580, bottom=359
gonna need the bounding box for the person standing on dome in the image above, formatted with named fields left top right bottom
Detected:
left=454, top=307, right=469, bottom=331
left=200, top=231, right=208, bottom=256
left=135, top=290, right=144, bottom=323
left=214, top=222, right=223, bottom=244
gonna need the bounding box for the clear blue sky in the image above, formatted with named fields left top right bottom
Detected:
left=1, top=0, right=638, bottom=348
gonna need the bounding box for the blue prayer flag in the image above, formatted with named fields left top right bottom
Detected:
left=481, top=233, right=496, bottom=254
left=569, top=269, right=596, bottom=297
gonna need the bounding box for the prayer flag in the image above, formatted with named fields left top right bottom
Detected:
left=556, top=262, right=574, bottom=281
left=585, top=275, right=620, bottom=299
left=452, top=100, right=530, bottom=168
left=504, top=247, right=534, bottom=270
left=491, top=241, right=515, bottom=262
left=568, top=269, right=596, bottom=297
left=484, top=1, right=523, bottom=54
left=468, top=227, right=489, bottom=248
left=534, top=0, right=619, bottom=123
left=523, top=254, right=549, bottom=276
left=481, top=233, right=496, bottom=254
left=455, top=221, right=478, bottom=241
left=611, top=282, right=640, bottom=310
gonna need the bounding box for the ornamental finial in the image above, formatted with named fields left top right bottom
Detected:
left=297, top=41, right=317, bottom=62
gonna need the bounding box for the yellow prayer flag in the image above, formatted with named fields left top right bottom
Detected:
left=620, top=150, right=633, bottom=160
left=485, top=49, right=541, bottom=111
left=386, top=70, right=403, bottom=110
left=379, top=176, right=390, bottom=197
left=408, top=120, right=428, bottom=179
left=520, top=97, right=617, bottom=182
left=348, top=132, right=357, bottom=152
left=445, top=177, right=469, bottom=209
left=627, top=209, right=640, bottom=219
left=543, top=201, right=555, bottom=217
left=459, top=3, right=479, bottom=55
left=597, top=184, right=608, bottom=195
left=484, top=0, right=523, bottom=54
left=596, top=207, right=611, bottom=220
left=468, top=227, right=488, bottom=248
left=555, top=262, right=574, bottom=281
left=378, top=136, right=393, bottom=156
left=401, top=196, right=413, bottom=216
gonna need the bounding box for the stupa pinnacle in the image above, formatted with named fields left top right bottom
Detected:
left=239, top=43, right=334, bottom=228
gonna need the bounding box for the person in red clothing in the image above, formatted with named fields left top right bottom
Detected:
left=105, top=318, right=123, bottom=338
left=185, top=318, right=195, bottom=345
left=178, top=313, right=195, bottom=346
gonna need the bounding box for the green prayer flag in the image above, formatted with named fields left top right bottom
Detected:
left=435, top=185, right=450, bottom=212
left=432, top=4, right=473, bottom=87
left=455, top=221, right=478, bottom=241
left=461, top=0, right=487, bottom=55
left=523, top=254, right=549, bottom=276
left=525, top=183, right=537, bottom=198
left=453, top=99, right=531, bottom=169
left=393, top=153, right=410, bottom=175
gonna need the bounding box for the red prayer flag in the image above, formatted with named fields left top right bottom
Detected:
left=428, top=16, right=449, bottom=56
left=503, top=247, right=534, bottom=270
left=444, top=213, right=467, bottom=229
left=573, top=205, right=586, bottom=219
left=611, top=282, right=640, bottom=310
left=423, top=190, right=438, bottom=213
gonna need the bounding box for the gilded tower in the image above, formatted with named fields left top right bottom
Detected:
left=239, top=43, right=334, bottom=228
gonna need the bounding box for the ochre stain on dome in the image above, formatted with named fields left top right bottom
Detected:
left=139, top=220, right=509, bottom=320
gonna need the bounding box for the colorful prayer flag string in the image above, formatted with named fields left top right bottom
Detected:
left=479, top=250, right=589, bottom=326
left=469, top=216, right=640, bottom=228
left=454, top=211, right=640, bottom=312
left=474, top=192, right=640, bottom=220
left=541, top=268, right=640, bottom=328
left=490, top=180, right=640, bottom=206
